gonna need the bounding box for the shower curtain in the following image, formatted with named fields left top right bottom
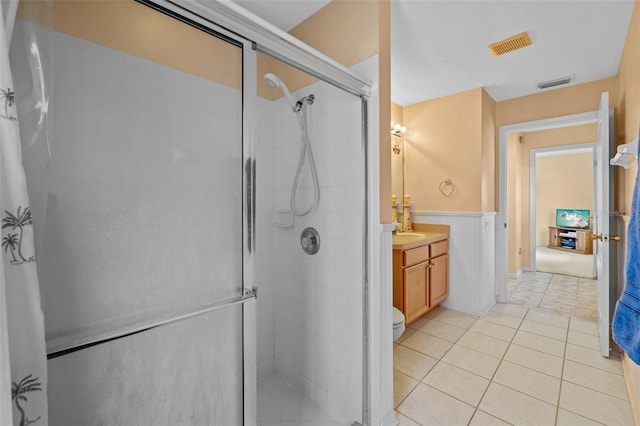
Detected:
left=0, top=3, right=48, bottom=425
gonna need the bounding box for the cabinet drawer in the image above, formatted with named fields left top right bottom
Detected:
left=430, top=239, right=449, bottom=258
left=404, top=245, right=429, bottom=267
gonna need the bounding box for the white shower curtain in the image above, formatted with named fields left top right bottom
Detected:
left=0, top=3, right=48, bottom=425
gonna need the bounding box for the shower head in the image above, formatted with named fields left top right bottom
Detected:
left=264, top=73, right=297, bottom=112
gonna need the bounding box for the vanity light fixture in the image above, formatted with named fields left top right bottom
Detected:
left=390, top=121, right=407, bottom=155
left=390, top=121, right=407, bottom=136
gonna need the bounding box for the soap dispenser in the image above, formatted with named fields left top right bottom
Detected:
left=402, top=194, right=413, bottom=232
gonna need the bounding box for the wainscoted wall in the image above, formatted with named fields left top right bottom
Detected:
left=413, top=212, right=497, bottom=316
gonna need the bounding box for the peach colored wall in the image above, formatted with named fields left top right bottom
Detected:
left=617, top=1, right=640, bottom=215
left=482, top=89, right=497, bottom=211
left=402, top=88, right=484, bottom=212
left=508, top=124, right=597, bottom=272
left=507, top=133, right=523, bottom=273
left=496, top=77, right=618, bottom=128
left=536, top=153, right=593, bottom=245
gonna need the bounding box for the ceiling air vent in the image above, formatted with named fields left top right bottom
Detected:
left=488, top=32, right=532, bottom=56
left=537, top=76, right=572, bottom=90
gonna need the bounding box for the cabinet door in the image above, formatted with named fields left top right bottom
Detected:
left=575, top=232, right=586, bottom=251
left=404, top=261, right=428, bottom=321
left=429, top=254, right=449, bottom=306
left=549, top=227, right=559, bottom=247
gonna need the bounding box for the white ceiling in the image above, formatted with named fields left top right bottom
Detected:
left=234, top=0, right=635, bottom=106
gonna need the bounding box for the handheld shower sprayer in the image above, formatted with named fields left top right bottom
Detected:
left=264, top=73, right=297, bottom=113
left=263, top=73, right=320, bottom=217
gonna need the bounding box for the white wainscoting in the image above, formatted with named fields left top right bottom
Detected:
left=414, top=212, right=497, bottom=316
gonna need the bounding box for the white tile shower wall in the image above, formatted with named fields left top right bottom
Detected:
left=414, top=212, right=497, bottom=316
left=19, top=23, right=243, bottom=341
left=255, top=64, right=366, bottom=423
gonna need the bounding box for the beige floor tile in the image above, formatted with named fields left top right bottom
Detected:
left=407, top=314, right=432, bottom=331
left=525, top=310, right=570, bottom=329
left=393, top=370, right=418, bottom=408
left=395, top=327, right=416, bottom=345
left=564, top=343, right=623, bottom=375
left=520, top=319, right=568, bottom=341
left=559, top=381, right=634, bottom=425
left=418, top=318, right=466, bottom=342
left=567, top=329, right=600, bottom=350
left=469, top=410, right=512, bottom=426
left=433, top=309, right=478, bottom=329
left=395, top=412, right=420, bottom=426
left=490, top=303, right=529, bottom=319
left=422, top=361, right=490, bottom=406
left=568, top=318, right=598, bottom=336
left=512, top=330, right=566, bottom=357
left=555, top=409, right=604, bottom=426
left=562, top=360, right=629, bottom=401
left=457, top=330, right=510, bottom=358
left=478, top=382, right=557, bottom=426
left=492, top=360, right=560, bottom=405
left=440, top=344, right=501, bottom=379
left=503, top=344, right=563, bottom=377
left=482, top=310, right=524, bottom=328
left=401, top=330, right=454, bottom=360
left=393, top=345, right=438, bottom=380
left=397, top=383, right=475, bottom=426
left=468, top=319, right=517, bottom=342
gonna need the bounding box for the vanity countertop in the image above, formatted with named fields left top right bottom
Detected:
left=392, top=231, right=448, bottom=250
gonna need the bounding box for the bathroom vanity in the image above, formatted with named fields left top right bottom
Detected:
left=392, top=225, right=450, bottom=326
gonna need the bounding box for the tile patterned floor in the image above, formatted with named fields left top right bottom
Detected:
left=508, top=272, right=598, bottom=321
left=394, top=304, right=635, bottom=426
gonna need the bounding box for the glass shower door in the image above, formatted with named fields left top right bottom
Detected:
left=10, top=1, right=252, bottom=424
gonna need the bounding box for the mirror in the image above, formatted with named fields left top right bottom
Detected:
left=391, top=133, right=404, bottom=202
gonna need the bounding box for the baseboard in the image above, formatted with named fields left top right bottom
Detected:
left=621, top=353, right=640, bottom=425
left=440, top=299, right=495, bottom=317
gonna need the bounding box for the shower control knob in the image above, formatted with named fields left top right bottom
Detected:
left=301, top=227, right=320, bottom=255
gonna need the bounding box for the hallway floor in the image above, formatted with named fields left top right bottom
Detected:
left=507, top=271, right=598, bottom=322
left=394, top=303, right=634, bottom=425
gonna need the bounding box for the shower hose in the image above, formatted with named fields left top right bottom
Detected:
left=290, top=104, right=320, bottom=216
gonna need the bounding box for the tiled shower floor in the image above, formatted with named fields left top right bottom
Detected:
left=257, top=373, right=341, bottom=426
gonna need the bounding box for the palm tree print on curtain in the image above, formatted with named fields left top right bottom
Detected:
left=0, top=87, right=17, bottom=121
left=11, top=374, right=42, bottom=426
left=2, top=206, right=35, bottom=264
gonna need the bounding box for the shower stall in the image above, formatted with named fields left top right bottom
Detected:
left=8, top=0, right=372, bottom=424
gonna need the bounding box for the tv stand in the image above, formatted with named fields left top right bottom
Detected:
left=548, top=226, right=593, bottom=254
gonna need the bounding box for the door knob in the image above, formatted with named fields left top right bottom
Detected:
left=591, top=233, right=621, bottom=242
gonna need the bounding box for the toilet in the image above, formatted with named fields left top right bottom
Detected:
left=392, top=307, right=405, bottom=341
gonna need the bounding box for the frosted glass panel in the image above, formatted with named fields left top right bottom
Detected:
left=47, top=305, right=244, bottom=426
left=11, top=8, right=243, bottom=345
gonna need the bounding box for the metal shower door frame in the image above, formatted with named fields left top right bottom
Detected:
left=137, top=1, right=374, bottom=424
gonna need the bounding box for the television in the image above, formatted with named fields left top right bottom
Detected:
left=555, top=209, right=590, bottom=229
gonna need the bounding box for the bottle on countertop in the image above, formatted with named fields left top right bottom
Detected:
left=402, top=194, right=413, bottom=232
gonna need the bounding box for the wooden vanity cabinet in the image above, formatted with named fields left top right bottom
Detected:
left=393, top=238, right=449, bottom=325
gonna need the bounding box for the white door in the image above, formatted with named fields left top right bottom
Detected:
left=595, top=91, right=614, bottom=357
